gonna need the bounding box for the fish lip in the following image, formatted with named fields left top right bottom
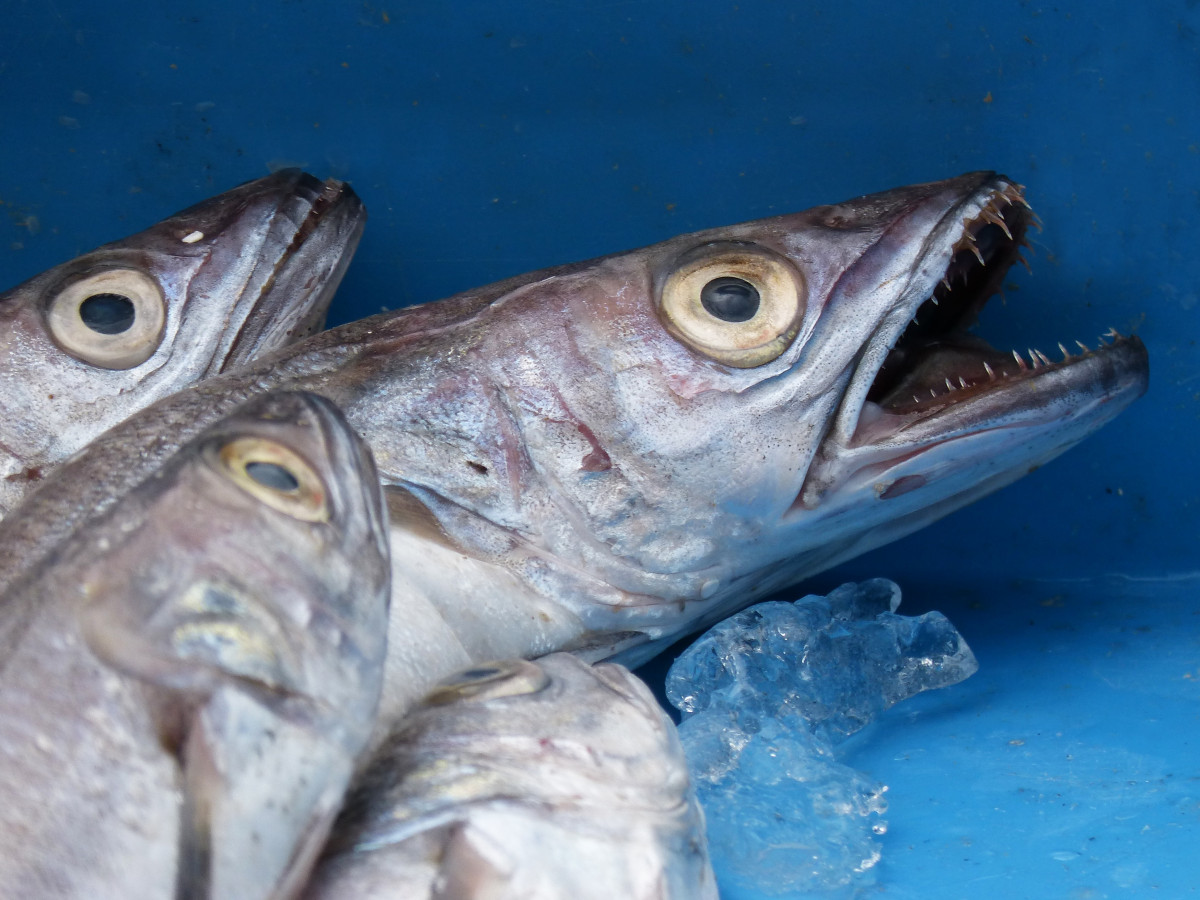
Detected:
left=217, top=172, right=367, bottom=371
left=796, top=174, right=1150, bottom=509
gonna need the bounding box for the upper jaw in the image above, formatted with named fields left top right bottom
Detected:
left=214, top=172, right=366, bottom=370
left=128, top=170, right=365, bottom=374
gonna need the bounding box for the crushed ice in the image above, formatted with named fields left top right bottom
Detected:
left=665, top=579, right=978, bottom=897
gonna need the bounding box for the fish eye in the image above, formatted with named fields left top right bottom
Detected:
left=217, top=437, right=329, bottom=523
left=658, top=243, right=805, bottom=367
left=422, top=659, right=550, bottom=706
left=45, top=268, right=166, bottom=369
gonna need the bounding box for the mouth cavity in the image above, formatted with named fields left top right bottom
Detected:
left=861, top=181, right=1130, bottom=423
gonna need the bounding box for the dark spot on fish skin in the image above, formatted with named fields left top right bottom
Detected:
left=466, top=460, right=489, bottom=476
left=575, top=421, right=612, bottom=472
left=581, top=448, right=611, bottom=472
left=4, top=466, right=42, bottom=483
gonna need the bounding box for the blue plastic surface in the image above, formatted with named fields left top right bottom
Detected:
left=2, top=2, right=1196, bottom=895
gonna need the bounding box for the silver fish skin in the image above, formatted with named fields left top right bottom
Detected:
left=0, top=391, right=390, bottom=899
left=304, top=654, right=717, bottom=900
left=0, top=169, right=366, bottom=517
left=0, top=173, right=1149, bottom=730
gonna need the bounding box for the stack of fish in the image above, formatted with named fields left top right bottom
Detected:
left=0, top=169, right=1148, bottom=897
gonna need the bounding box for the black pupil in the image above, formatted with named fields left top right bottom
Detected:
left=78, top=293, right=136, bottom=335
left=700, top=277, right=760, bottom=322
left=451, top=667, right=504, bottom=681
left=458, top=667, right=501, bottom=681
left=244, top=461, right=300, bottom=492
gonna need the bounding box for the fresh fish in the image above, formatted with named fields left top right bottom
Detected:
left=0, top=391, right=390, bottom=899
left=304, top=654, right=717, bottom=899
left=0, top=172, right=1149, bottom=731
left=0, top=169, right=366, bottom=517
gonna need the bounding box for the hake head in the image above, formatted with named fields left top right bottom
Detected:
left=0, top=391, right=390, bottom=899
left=0, top=169, right=365, bottom=517
left=380, top=172, right=1147, bottom=663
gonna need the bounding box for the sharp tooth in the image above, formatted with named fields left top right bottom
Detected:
left=1034, top=349, right=1053, bottom=366
left=945, top=377, right=956, bottom=391
left=1076, top=340, right=1090, bottom=354
left=983, top=361, right=995, bottom=380
left=913, top=395, right=920, bottom=404
left=1058, top=342, right=1071, bottom=360
left=969, top=243, right=986, bottom=266
left=1028, top=349, right=1041, bottom=368
left=940, top=276, right=953, bottom=292
left=1013, top=349, right=1027, bottom=370
left=958, top=376, right=968, bottom=389
left=1106, top=326, right=1123, bottom=339
left=980, top=208, right=1013, bottom=239
left=929, top=388, right=938, bottom=398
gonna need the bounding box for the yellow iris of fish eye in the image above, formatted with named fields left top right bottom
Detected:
left=422, top=659, right=550, bottom=706
left=217, top=437, right=330, bottom=523
left=45, top=267, right=166, bottom=370
left=658, top=244, right=806, bottom=367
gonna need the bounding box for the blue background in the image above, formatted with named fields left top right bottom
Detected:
left=2, top=2, right=1195, bottom=896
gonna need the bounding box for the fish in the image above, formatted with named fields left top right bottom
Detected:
left=0, top=391, right=391, bottom=899
left=0, top=172, right=1149, bottom=732
left=304, top=653, right=717, bottom=899
left=0, top=169, right=366, bottom=517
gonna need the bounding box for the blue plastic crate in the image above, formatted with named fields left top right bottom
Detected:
left=2, top=2, right=1195, bottom=896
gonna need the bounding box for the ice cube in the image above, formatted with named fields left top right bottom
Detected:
left=665, top=579, right=977, bottom=896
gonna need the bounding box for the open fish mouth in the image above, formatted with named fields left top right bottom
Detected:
left=796, top=175, right=1149, bottom=511
left=849, top=177, right=1146, bottom=445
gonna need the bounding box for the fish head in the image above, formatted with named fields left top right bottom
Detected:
left=321, top=653, right=714, bottom=899
left=72, top=389, right=390, bottom=716
left=394, top=173, right=1147, bottom=661
left=46, top=390, right=391, bottom=897
left=0, top=170, right=365, bottom=515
